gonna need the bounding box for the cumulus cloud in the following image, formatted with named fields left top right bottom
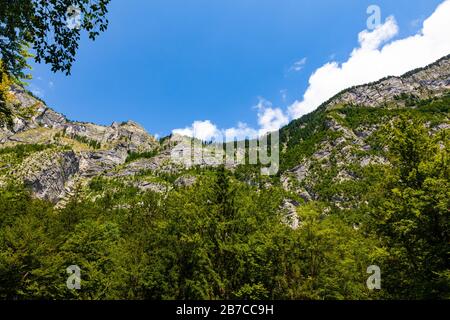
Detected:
left=172, top=120, right=221, bottom=141
left=173, top=120, right=258, bottom=142
left=172, top=98, right=289, bottom=142
left=172, top=0, right=450, bottom=142
left=358, top=16, right=398, bottom=50
left=224, top=122, right=258, bottom=141
left=255, top=98, right=289, bottom=135
left=289, top=0, right=450, bottom=118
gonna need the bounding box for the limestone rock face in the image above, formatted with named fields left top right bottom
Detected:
left=22, top=151, right=80, bottom=203
left=112, top=121, right=158, bottom=153
left=64, top=120, right=159, bottom=152
left=281, top=199, right=301, bottom=230
left=110, top=133, right=229, bottom=178
left=10, top=86, right=68, bottom=130
left=1, top=55, right=449, bottom=206
left=289, top=161, right=311, bottom=183
left=328, top=55, right=450, bottom=108
left=4, top=87, right=159, bottom=154
left=36, top=108, right=67, bottom=129
left=1, top=87, right=160, bottom=202
left=79, top=149, right=128, bottom=177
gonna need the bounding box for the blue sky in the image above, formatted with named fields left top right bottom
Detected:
left=27, top=0, right=447, bottom=139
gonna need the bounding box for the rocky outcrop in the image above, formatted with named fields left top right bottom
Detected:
left=281, top=112, right=392, bottom=204
left=281, top=199, right=301, bottom=229
left=79, top=148, right=128, bottom=177
left=35, top=107, right=67, bottom=129
left=22, top=151, right=79, bottom=203
left=328, top=54, right=450, bottom=108
left=4, top=87, right=159, bottom=154
left=109, top=134, right=229, bottom=178
left=64, top=120, right=159, bottom=152
left=1, top=55, right=449, bottom=206
left=174, top=175, right=197, bottom=188
left=288, top=161, right=312, bottom=183
left=0, top=86, right=161, bottom=203
left=10, top=86, right=67, bottom=130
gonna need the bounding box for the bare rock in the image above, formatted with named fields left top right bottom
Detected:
left=22, top=151, right=79, bottom=203
left=281, top=199, right=301, bottom=230
left=79, top=149, right=128, bottom=177
left=174, top=175, right=197, bottom=188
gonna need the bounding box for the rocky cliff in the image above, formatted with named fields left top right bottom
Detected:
left=0, top=55, right=449, bottom=206
left=278, top=55, right=449, bottom=213
left=327, top=54, right=450, bottom=108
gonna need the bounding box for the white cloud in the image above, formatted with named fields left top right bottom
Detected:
left=289, top=57, right=307, bottom=72
left=255, top=98, right=289, bottom=135
left=172, top=120, right=221, bottom=142
left=224, top=122, right=258, bottom=141
left=172, top=1, right=450, bottom=142
left=358, top=16, right=398, bottom=50
left=173, top=120, right=257, bottom=142
left=289, top=0, right=450, bottom=118
left=172, top=98, right=289, bottom=142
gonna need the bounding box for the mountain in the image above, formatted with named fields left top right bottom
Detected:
left=279, top=54, right=450, bottom=206
left=0, top=55, right=449, bottom=300
left=0, top=55, right=449, bottom=207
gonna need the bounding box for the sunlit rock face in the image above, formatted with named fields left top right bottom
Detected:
left=1, top=55, right=449, bottom=206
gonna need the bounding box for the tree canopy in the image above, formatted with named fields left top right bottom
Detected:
left=0, top=0, right=111, bottom=78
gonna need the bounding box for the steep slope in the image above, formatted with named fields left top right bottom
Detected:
left=0, top=85, right=160, bottom=203
left=278, top=54, right=449, bottom=210
left=0, top=55, right=449, bottom=207
left=328, top=54, right=450, bottom=108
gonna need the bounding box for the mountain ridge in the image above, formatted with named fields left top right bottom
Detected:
left=0, top=54, right=449, bottom=206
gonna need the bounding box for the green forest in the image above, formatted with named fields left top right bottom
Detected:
left=0, top=0, right=449, bottom=301
left=0, top=115, right=448, bottom=300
